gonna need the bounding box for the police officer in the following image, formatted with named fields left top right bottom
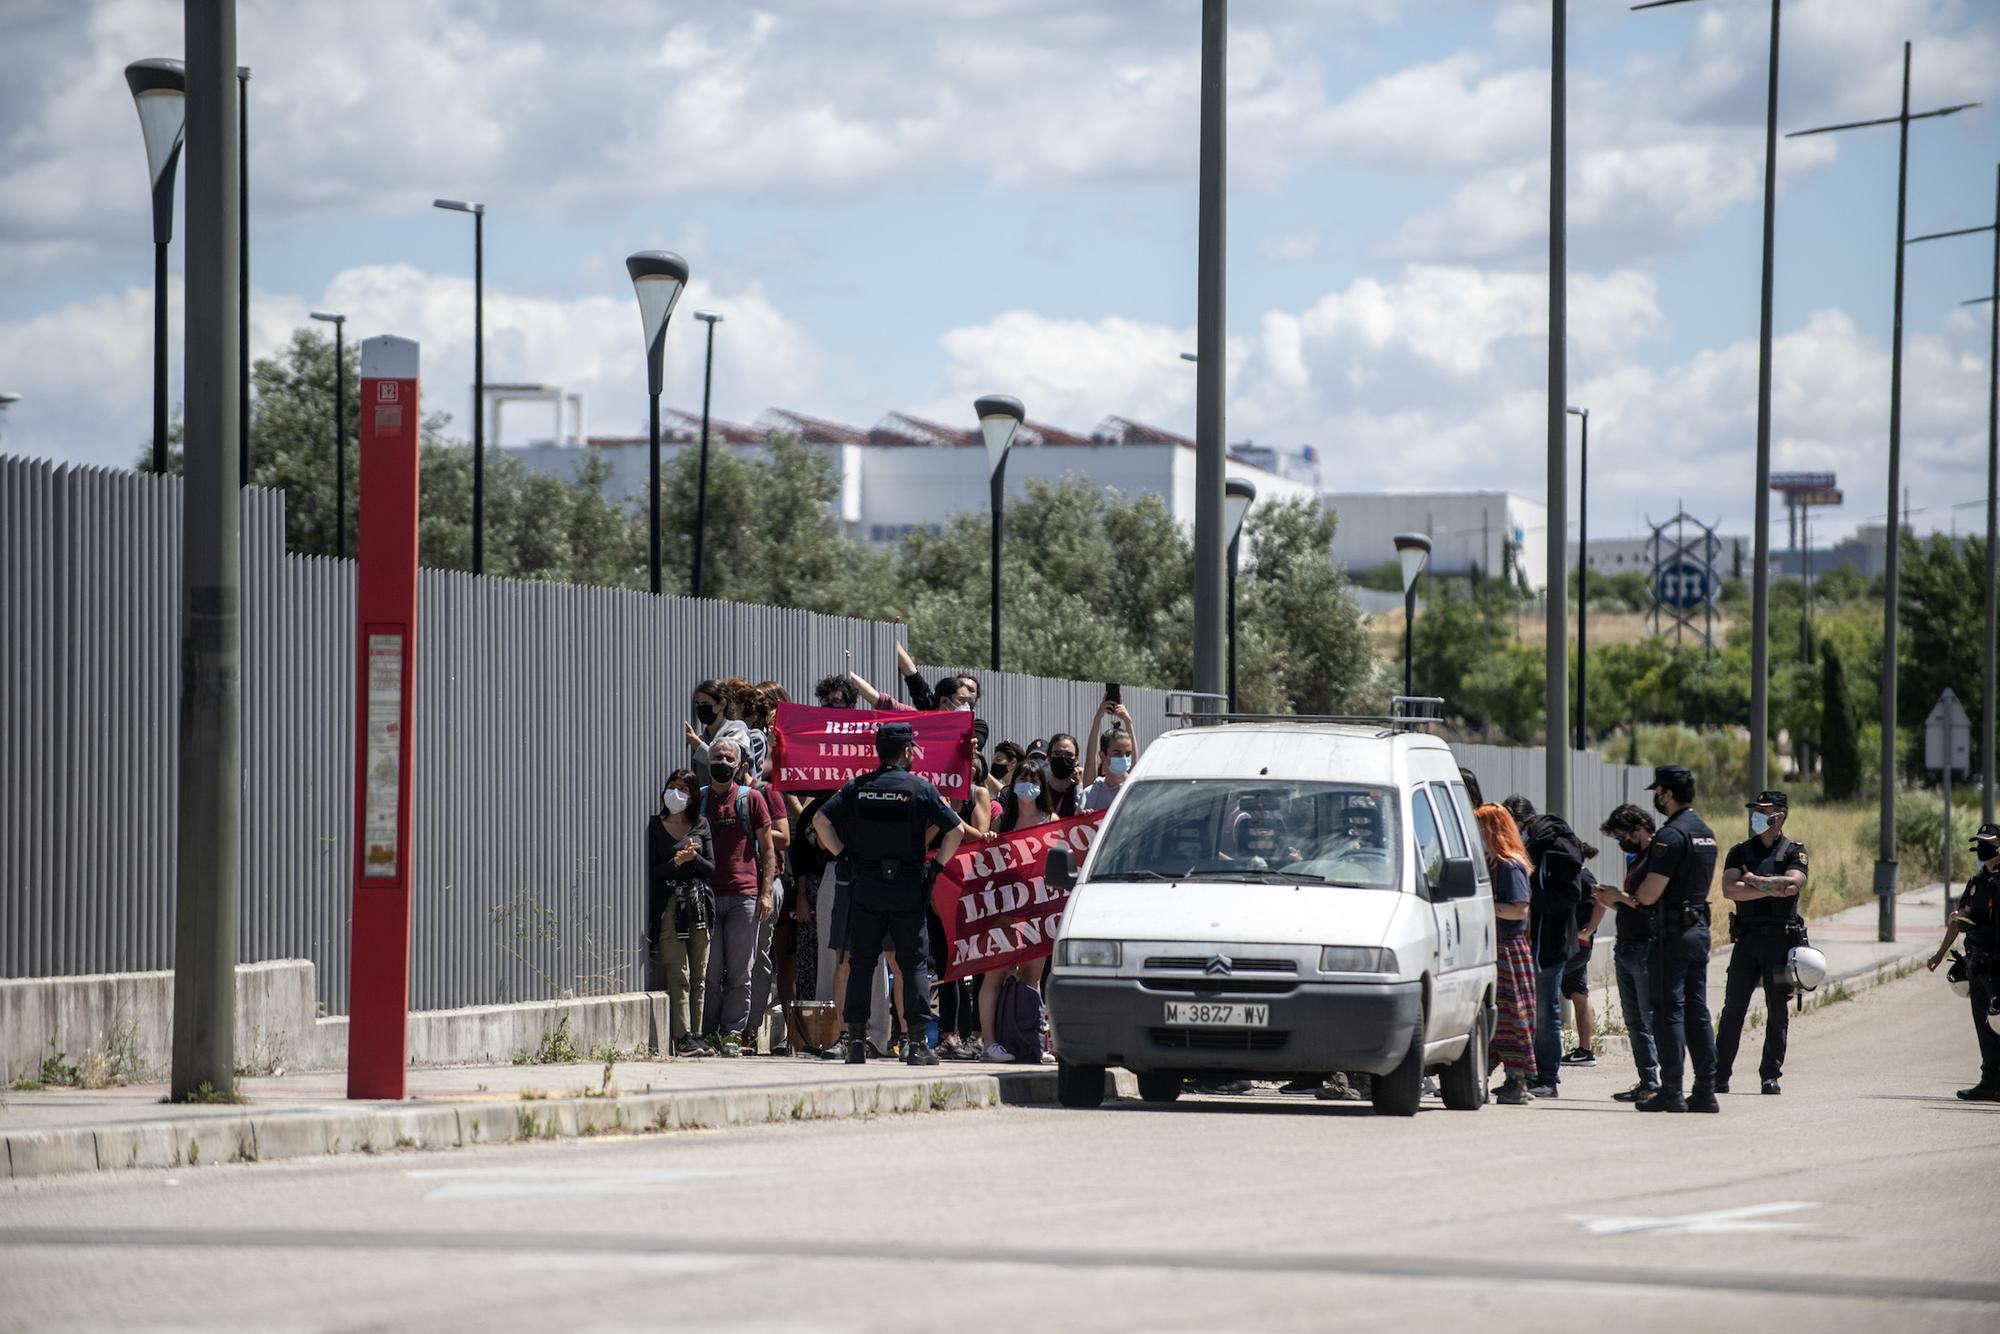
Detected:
left=1631, top=764, right=1721, bottom=1114
left=1927, top=821, right=2000, bottom=1101
left=811, top=722, right=969, bottom=1067
left=1714, top=789, right=1808, bottom=1096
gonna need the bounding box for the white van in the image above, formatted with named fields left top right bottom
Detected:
left=1044, top=720, right=1496, bottom=1116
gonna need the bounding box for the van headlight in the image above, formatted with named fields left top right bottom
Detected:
left=1058, top=940, right=1120, bottom=968
left=1320, top=946, right=1397, bottom=974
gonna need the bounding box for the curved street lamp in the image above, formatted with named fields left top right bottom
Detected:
left=433, top=199, right=487, bottom=572
left=692, top=309, right=723, bottom=599
left=1394, top=532, right=1433, bottom=700
left=126, top=58, right=185, bottom=475
left=309, top=311, right=347, bottom=557
left=975, top=394, right=1025, bottom=672
left=1224, top=478, right=1256, bottom=711
left=625, top=251, right=689, bottom=596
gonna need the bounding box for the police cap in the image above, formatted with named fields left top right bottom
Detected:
left=875, top=721, right=915, bottom=748
left=1646, top=764, right=1695, bottom=800
left=1971, top=821, right=2000, bottom=852
left=1745, top=789, right=1788, bottom=811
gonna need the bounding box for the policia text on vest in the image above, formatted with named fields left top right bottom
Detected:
left=811, top=721, right=981, bottom=1067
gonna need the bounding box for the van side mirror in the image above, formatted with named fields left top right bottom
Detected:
left=1436, top=856, right=1477, bottom=901
left=1046, top=846, right=1079, bottom=891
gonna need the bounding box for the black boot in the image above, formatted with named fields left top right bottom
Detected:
left=905, top=1037, right=939, bottom=1066
left=1956, top=1084, right=2000, bottom=1101
left=845, top=1036, right=868, bottom=1065
left=1686, top=1082, right=1720, bottom=1113
left=1636, top=1087, right=1687, bottom=1113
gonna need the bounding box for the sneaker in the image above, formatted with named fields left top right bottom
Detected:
left=1277, top=1078, right=1323, bottom=1095
left=885, top=1033, right=904, bottom=1059
left=674, top=1037, right=709, bottom=1058
left=715, top=1035, right=742, bottom=1058
left=1191, top=1079, right=1253, bottom=1095
left=769, top=1043, right=791, bottom=1058
left=1495, top=1073, right=1532, bottom=1105
left=1760, top=1079, right=1781, bottom=1096
left=1526, top=1082, right=1559, bottom=1099
left=1636, top=1088, right=1687, bottom=1113
left=1686, top=1084, right=1720, bottom=1113
left=1560, top=1048, right=1596, bottom=1067
left=1314, top=1072, right=1360, bottom=1101
left=1955, top=1084, right=2000, bottom=1101
left=1713, top=1076, right=1731, bottom=1094
left=1612, top=1083, right=1659, bottom=1103
left=740, top=1031, right=760, bottom=1056
left=982, top=1042, right=1013, bottom=1063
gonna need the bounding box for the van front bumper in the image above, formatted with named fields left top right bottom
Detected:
left=1045, top=974, right=1423, bottom=1078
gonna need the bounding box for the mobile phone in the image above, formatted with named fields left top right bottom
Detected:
left=1105, top=682, right=1122, bottom=705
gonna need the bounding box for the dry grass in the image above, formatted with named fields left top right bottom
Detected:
left=1367, top=607, right=1740, bottom=656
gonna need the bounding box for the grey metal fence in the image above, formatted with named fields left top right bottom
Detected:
left=1453, top=742, right=1653, bottom=885
left=2, top=458, right=1179, bottom=1013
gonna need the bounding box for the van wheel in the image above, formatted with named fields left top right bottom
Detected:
left=1136, top=1073, right=1183, bottom=1103
left=1371, top=1027, right=1425, bottom=1117
left=1056, top=1058, right=1107, bottom=1109
left=1439, top=1004, right=1490, bottom=1111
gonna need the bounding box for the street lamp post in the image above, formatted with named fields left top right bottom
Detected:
left=1192, top=0, right=1229, bottom=716
left=309, top=312, right=347, bottom=558
left=1224, top=478, right=1257, bottom=712
left=975, top=395, right=1025, bottom=673
left=1545, top=0, right=1570, bottom=821
left=126, top=58, right=185, bottom=476
left=1789, top=46, right=1979, bottom=940
left=624, top=251, right=689, bottom=597
left=433, top=199, right=487, bottom=573
left=238, top=65, right=250, bottom=485
left=1394, top=533, right=1433, bottom=701
left=1568, top=405, right=1589, bottom=752
left=692, top=310, right=723, bottom=599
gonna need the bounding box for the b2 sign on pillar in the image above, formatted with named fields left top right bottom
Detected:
left=348, top=334, right=421, bottom=1101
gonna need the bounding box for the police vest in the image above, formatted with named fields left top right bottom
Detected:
left=1734, top=835, right=1803, bottom=928
left=847, top=770, right=932, bottom=886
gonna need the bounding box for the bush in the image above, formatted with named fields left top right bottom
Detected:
left=1856, top=791, right=1987, bottom=886
left=1631, top=724, right=1751, bottom=805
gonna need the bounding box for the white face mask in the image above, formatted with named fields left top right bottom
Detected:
left=1013, top=782, right=1042, bottom=805
left=1107, top=755, right=1132, bottom=776
left=662, top=789, right=690, bottom=814
left=1749, top=811, right=1771, bottom=836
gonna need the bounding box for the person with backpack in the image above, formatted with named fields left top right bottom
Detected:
left=976, top=757, right=1060, bottom=1063
left=1503, top=794, right=1587, bottom=1099
left=696, top=734, right=775, bottom=1058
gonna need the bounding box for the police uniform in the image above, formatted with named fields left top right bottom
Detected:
left=1714, top=790, right=1809, bottom=1091
left=1954, top=823, right=2000, bottom=1098
left=819, top=723, right=960, bottom=1063
left=1641, top=765, right=1720, bottom=1110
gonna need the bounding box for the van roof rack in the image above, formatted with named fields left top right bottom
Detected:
left=1173, top=696, right=1448, bottom=733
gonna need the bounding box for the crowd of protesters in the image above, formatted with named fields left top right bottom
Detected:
left=648, top=647, right=1142, bottom=1062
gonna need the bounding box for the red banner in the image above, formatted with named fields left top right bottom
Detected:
left=770, top=702, right=975, bottom=797
left=930, top=812, right=1105, bottom=982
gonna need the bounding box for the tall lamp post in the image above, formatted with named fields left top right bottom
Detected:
left=237, top=65, right=250, bottom=484
left=976, top=394, right=1025, bottom=672
left=433, top=199, right=487, bottom=573
left=1790, top=46, right=1978, bottom=940
left=1224, top=478, right=1257, bottom=712
left=1567, top=405, right=1589, bottom=751
left=1545, top=0, right=1571, bottom=821
left=624, top=251, right=689, bottom=597
left=126, top=58, right=185, bottom=476
left=1191, top=0, right=1229, bottom=716
left=309, top=311, right=347, bottom=558
left=692, top=310, right=723, bottom=599
left=1394, top=533, right=1433, bottom=701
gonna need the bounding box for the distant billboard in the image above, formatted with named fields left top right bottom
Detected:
left=1770, top=471, right=1836, bottom=494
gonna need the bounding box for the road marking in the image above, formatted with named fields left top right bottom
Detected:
left=405, top=1166, right=764, bottom=1201
left=1567, top=1201, right=1820, bottom=1237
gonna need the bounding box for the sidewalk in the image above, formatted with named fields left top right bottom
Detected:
left=1, top=1050, right=1076, bottom=1183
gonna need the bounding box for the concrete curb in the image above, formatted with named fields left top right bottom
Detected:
left=1, top=1068, right=1097, bottom=1183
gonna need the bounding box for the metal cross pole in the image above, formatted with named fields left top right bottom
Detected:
left=1544, top=0, right=1570, bottom=820
left=1789, top=45, right=1979, bottom=942
left=171, top=0, right=241, bottom=1101
left=1637, top=0, right=1785, bottom=801
left=1191, top=0, right=1229, bottom=716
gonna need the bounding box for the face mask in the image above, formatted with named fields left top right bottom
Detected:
left=662, top=789, right=690, bottom=814
left=1107, top=755, right=1132, bottom=776
left=1652, top=792, right=1669, bottom=816
left=991, top=762, right=1011, bottom=782
left=1048, top=754, right=1077, bottom=780
left=1013, top=782, right=1042, bottom=804
left=695, top=703, right=717, bottom=727
left=1621, top=837, right=1648, bottom=858
left=951, top=702, right=972, bottom=712
left=709, top=760, right=736, bottom=785
left=1749, top=811, right=1771, bottom=836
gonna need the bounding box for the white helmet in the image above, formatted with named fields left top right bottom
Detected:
left=1946, top=953, right=1971, bottom=999
left=1785, top=946, right=1828, bottom=992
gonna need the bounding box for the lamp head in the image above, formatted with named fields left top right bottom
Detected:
left=1224, top=477, right=1257, bottom=547
left=309, top=311, right=346, bottom=326
left=1565, top=405, right=1587, bottom=419
left=0, top=392, right=21, bottom=407
left=1393, top=532, right=1432, bottom=595
left=973, top=394, right=1025, bottom=478
left=125, top=58, right=186, bottom=242
left=1179, top=351, right=1199, bottom=363
left=626, top=250, right=690, bottom=395
left=694, top=310, right=723, bottom=326
left=432, top=198, right=485, bottom=215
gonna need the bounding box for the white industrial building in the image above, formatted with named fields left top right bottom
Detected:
left=512, top=409, right=1318, bottom=546
left=1324, top=490, right=1548, bottom=590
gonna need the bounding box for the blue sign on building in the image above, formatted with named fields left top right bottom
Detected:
left=1655, top=561, right=1712, bottom=610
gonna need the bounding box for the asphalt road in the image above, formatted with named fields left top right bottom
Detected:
left=2, top=967, right=1996, bottom=1334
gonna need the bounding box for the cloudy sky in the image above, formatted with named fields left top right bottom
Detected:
left=1, top=0, right=1995, bottom=547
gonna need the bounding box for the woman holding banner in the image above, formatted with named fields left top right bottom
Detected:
left=975, top=759, right=1060, bottom=1062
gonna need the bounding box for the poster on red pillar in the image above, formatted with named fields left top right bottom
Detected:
left=929, top=811, right=1104, bottom=982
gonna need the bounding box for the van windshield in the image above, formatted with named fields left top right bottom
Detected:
left=1085, top=779, right=1402, bottom=889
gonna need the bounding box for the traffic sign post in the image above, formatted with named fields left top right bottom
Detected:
left=348, top=335, right=421, bottom=1100
left=1927, top=689, right=1971, bottom=930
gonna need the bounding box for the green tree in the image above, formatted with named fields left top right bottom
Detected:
left=1239, top=498, right=1380, bottom=713
left=1821, top=641, right=1860, bottom=799
left=1899, top=532, right=1986, bottom=781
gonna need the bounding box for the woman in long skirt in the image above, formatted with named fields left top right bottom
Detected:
left=1476, top=803, right=1538, bottom=1106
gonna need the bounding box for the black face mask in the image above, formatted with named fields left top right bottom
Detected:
left=1621, top=836, right=1648, bottom=857
left=695, top=703, right=717, bottom=727
left=1652, top=792, right=1670, bottom=816
left=1048, top=754, right=1077, bottom=780
left=990, top=762, right=1012, bottom=782
left=709, top=759, right=737, bottom=785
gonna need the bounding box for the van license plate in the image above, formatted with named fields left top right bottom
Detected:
left=1163, top=1002, right=1269, bottom=1028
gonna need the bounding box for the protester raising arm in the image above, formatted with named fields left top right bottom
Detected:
left=1082, top=699, right=1138, bottom=784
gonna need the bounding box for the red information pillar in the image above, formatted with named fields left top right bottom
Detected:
left=348, top=335, right=421, bottom=1100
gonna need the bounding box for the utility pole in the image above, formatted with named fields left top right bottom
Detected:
left=172, top=0, right=242, bottom=1101
left=1191, top=0, right=1228, bottom=713
left=1545, top=0, right=1570, bottom=821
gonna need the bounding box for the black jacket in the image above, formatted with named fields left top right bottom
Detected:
left=645, top=814, right=714, bottom=943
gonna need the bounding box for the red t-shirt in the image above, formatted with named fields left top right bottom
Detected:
left=703, top=783, right=772, bottom=897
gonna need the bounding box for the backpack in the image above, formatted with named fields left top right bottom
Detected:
left=993, top=976, right=1046, bottom=1063
left=1522, top=813, right=1588, bottom=914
